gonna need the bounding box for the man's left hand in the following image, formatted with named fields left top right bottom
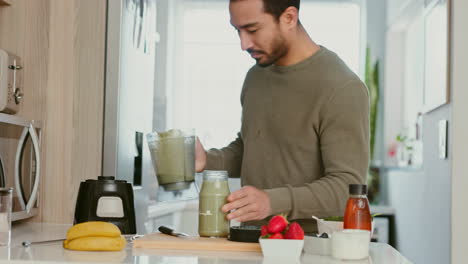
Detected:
left=221, top=186, right=271, bottom=222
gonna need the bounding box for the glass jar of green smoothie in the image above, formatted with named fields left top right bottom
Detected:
left=198, top=170, right=230, bottom=237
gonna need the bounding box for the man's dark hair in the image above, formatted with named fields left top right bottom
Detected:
left=262, top=0, right=300, bottom=21
left=231, top=0, right=300, bottom=21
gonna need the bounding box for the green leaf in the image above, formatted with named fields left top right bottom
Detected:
left=371, top=213, right=381, bottom=218
left=323, top=216, right=344, bottom=221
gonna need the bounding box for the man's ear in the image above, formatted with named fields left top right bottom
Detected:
left=279, top=6, right=298, bottom=29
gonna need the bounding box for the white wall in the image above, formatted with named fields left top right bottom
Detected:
left=366, top=0, right=386, bottom=168
left=393, top=2, right=468, bottom=263
left=387, top=0, right=412, bottom=27
left=383, top=0, right=452, bottom=263
left=450, top=0, right=468, bottom=262
left=367, top=0, right=386, bottom=63
left=387, top=104, right=451, bottom=263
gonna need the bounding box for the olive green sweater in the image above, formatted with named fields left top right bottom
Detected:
left=206, top=47, right=369, bottom=232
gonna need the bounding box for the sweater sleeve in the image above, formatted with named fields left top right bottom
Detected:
left=265, top=80, right=370, bottom=218
left=205, top=132, right=244, bottom=178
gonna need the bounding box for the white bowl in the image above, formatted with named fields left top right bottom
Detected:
left=331, top=229, right=370, bottom=260
left=259, top=238, right=304, bottom=259
left=303, top=235, right=331, bottom=256
left=317, top=220, right=343, bottom=235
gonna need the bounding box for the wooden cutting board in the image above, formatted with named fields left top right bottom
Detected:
left=133, top=233, right=262, bottom=252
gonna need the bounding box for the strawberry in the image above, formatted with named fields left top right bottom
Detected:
left=261, top=225, right=269, bottom=236
left=269, top=233, right=284, bottom=239
left=284, top=222, right=304, bottom=240
left=267, top=215, right=289, bottom=233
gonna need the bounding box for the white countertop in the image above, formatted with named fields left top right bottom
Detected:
left=0, top=222, right=412, bottom=263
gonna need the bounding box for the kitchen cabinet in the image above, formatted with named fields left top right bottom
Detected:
left=0, top=0, right=106, bottom=224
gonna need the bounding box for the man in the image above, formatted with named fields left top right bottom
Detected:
left=195, top=0, right=369, bottom=232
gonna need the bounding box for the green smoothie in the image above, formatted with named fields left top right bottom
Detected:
left=199, top=171, right=230, bottom=237
left=147, top=129, right=195, bottom=186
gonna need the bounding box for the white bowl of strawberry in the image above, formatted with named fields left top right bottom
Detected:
left=259, top=215, right=305, bottom=259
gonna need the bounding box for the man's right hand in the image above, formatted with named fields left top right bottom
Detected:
left=195, top=137, right=207, bottom=172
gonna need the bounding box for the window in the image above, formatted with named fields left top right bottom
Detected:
left=156, top=0, right=365, bottom=149
left=300, top=1, right=363, bottom=75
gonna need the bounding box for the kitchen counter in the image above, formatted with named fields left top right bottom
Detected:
left=0, top=222, right=412, bottom=263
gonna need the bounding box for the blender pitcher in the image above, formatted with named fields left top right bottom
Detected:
left=147, top=129, right=197, bottom=196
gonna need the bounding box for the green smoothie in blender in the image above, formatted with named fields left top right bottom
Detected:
left=147, top=129, right=195, bottom=190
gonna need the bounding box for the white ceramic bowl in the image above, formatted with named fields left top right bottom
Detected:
left=317, top=220, right=344, bottom=235
left=331, top=229, right=370, bottom=260
left=259, top=238, right=304, bottom=259
left=303, top=235, right=331, bottom=256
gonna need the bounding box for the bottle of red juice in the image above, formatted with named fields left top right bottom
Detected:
left=343, top=184, right=372, bottom=231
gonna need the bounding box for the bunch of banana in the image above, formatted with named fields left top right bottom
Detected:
left=63, top=221, right=126, bottom=251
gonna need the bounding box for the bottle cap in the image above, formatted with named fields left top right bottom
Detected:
left=229, top=226, right=261, bottom=243
left=203, top=170, right=228, bottom=180
left=349, top=184, right=367, bottom=195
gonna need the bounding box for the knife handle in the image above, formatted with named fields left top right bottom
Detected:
left=158, top=225, right=175, bottom=236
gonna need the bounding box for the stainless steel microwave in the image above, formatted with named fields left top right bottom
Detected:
left=0, top=115, right=41, bottom=221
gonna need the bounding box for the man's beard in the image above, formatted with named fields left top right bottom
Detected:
left=249, top=35, right=288, bottom=67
